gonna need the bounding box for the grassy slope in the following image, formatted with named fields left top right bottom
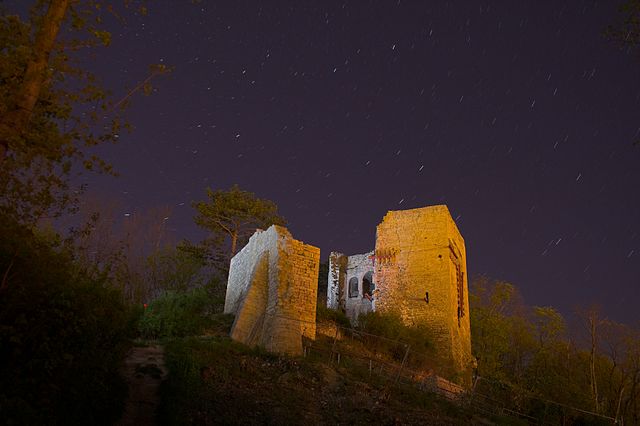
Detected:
left=156, top=317, right=520, bottom=425
left=159, top=337, right=474, bottom=425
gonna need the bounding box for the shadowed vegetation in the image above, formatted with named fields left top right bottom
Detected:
left=0, top=217, right=134, bottom=424
left=157, top=334, right=480, bottom=426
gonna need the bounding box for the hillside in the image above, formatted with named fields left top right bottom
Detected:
left=153, top=319, right=513, bottom=426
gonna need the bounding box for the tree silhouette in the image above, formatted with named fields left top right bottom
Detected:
left=192, top=185, right=286, bottom=272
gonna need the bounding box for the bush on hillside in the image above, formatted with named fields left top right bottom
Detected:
left=0, top=220, right=132, bottom=425
left=137, top=284, right=227, bottom=339
left=316, top=304, right=352, bottom=328
left=357, top=311, right=433, bottom=362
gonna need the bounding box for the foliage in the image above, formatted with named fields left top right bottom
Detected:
left=0, top=2, right=168, bottom=224
left=0, top=216, right=133, bottom=425
left=607, top=0, right=640, bottom=49
left=469, top=276, right=640, bottom=423
left=146, top=246, right=207, bottom=293
left=137, top=284, right=227, bottom=339
left=357, top=311, right=433, bottom=363
left=606, top=0, right=640, bottom=145
left=358, top=311, right=431, bottom=350
left=65, top=197, right=212, bottom=303
left=0, top=3, right=118, bottom=223
left=470, top=278, right=532, bottom=382
left=192, top=184, right=286, bottom=273
left=316, top=304, right=351, bottom=329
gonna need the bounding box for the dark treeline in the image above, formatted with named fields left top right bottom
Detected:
left=470, top=276, right=640, bottom=424
left=0, top=185, right=286, bottom=423
left=0, top=213, right=133, bottom=424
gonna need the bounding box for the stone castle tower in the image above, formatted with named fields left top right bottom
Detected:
left=328, top=205, right=473, bottom=384
left=374, top=205, right=472, bottom=383
left=225, top=225, right=320, bottom=355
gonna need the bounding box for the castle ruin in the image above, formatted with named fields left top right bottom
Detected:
left=224, top=225, right=320, bottom=355
left=328, top=205, right=473, bottom=383
left=224, top=205, right=473, bottom=384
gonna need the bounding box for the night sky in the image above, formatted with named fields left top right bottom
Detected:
left=16, top=1, right=640, bottom=323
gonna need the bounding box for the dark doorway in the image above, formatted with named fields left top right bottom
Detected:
left=362, top=271, right=373, bottom=296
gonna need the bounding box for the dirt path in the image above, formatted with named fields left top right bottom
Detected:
left=117, top=344, right=167, bottom=426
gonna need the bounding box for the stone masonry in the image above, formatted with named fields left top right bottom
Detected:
left=224, top=225, right=320, bottom=356
left=327, top=205, right=473, bottom=385
left=374, top=205, right=473, bottom=384
left=328, top=251, right=375, bottom=323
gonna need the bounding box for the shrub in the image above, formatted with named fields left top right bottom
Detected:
left=137, top=284, right=227, bottom=339
left=357, top=311, right=433, bottom=362
left=316, top=304, right=351, bottom=328
left=0, top=220, right=132, bottom=425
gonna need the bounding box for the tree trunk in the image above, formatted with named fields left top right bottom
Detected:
left=615, top=384, right=625, bottom=423
left=589, top=313, right=600, bottom=413
left=230, top=231, right=238, bottom=257
left=0, top=0, right=70, bottom=163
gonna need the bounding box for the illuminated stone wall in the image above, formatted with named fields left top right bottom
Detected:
left=374, top=205, right=473, bottom=384
left=327, top=251, right=375, bottom=323
left=224, top=225, right=320, bottom=355
left=327, top=252, right=346, bottom=311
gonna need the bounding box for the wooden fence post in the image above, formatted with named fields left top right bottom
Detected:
left=329, top=325, right=339, bottom=363
left=395, top=345, right=410, bottom=384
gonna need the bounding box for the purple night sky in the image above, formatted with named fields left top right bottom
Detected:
left=16, top=2, right=640, bottom=323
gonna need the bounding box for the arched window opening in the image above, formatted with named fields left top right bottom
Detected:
left=362, top=271, right=373, bottom=298
left=348, top=277, right=359, bottom=298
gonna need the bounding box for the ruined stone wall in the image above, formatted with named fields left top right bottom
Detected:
left=374, top=205, right=472, bottom=384
left=224, top=225, right=320, bottom=355
left=327, top=252, right=346, bottom=311
left=327, top=251, right=375, bottom=323
left=343, top=251, right=375, bottom=323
